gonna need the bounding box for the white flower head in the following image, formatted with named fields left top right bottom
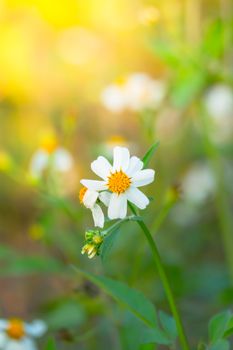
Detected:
left=79, top=187, right=110, bottom=228
left=0, top=318, right=47, bottom=350
left=124, top=73, right=166, bottom=111
left=101, top=83, right=128, bottom=113
left=30, top=133, right=73, bottom=178
left=203, top=84, right=233, bottom=143
left=101, top=73, right=166, bottom=113
left=81, top=146, right=155, bottom=220
left=181, top=163, right=216, bottom=205
left=204, top=84, right=233, bottom=121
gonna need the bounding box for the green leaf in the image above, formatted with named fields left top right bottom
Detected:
left=209, top=339, right=230, bottom=350
left=100, top=226, right=120, bottom=261
left=142, top=142, right=159, bottom=168
left=45, top=300, right=86, bottom=330
left=141, top=328, right=172, bottom=345
left=73, top=267, right=157, bottom=327
left=223, top=315, right=233, bottom=338
left=45, top=338, right=57, bottom=350
left=159, top=311, right=177, bottom=340
left=208, top=310, right=232, bottom=342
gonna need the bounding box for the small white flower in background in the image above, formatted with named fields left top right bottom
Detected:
left=101, top=83, right=128, bottom=113
left=79, top=187, right=110, bottom=228
left=30, top=133, right=73, bottom=178
left=203, top=84, right=233, bottom=142
left=181, top=163, right=216, bottom=205
left=81, top=146, right=155, bottom=220
left=0, top=318, right=47, bottom=350
left=101, top=73, right=166, bottom=113
left=204, top=84, right=233, bottom=120
left=124, top=73, right=166, bottom=111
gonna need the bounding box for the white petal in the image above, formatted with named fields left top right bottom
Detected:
left=83, top=190, right=99, bottom=208
left=30, top=150, right=48, bottom=177
left=126, top=156, right=143, bottom=176
left=131, top=169, right=155, bottom=187
left=0, top=320, right=8, bottom=330
left=113, top=147, right=130, bottom=172
left=91, top=156, right=112, bottom=180
left=53, top=148, right=73, bottom=172
left=91, top=204, right=105, bottom=228
left=80, top=179, right=107, bottom=191
left=108, top=193, right=127, bottom=219
left=99, top=191, right=111, bottom=206
left=25, top=320, right=47, bottom=338
left=126, top=187, right=149, bottom=209
left=3, top=337, right=37, bottom=350
left=0, top=331, right=7, bottom=346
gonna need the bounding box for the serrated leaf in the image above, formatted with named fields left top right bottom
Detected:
left=142, top=142, right=159, bottom=168
left=45, top=338, right=57, bottom=350
left=141, top=328, right=172, bottom=345
left=73, top=267, right=157, bottom=327
left=208, top=311, right=232, bottom=342
left=159, top=310, right=177, bottom=340
left=209, top=339, right=230, bottom=350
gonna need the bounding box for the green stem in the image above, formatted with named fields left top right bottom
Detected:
left=129, top=204, right=190, bottom=350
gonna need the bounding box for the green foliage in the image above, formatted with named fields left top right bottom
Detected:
left=159, top=310, right=177, bottom=340
left=45, top=300, right=86, bottom=330
left=45, top=338, right=57, bottom=350
left=74, top=268, right=178, bottom=348
left=208, top=310, right=232, bottom=342
left=0, top=245, right=63, bottom=276
left=74, top=268, right=157, bottom=327
left=209, top=339, right=230, bottom=350
left=100, top=226, right=120, bottom=261
left=142, top=141, right=159, bottom=168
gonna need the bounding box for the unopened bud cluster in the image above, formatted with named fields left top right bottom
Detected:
left=81, top=230, right=104, bottom=259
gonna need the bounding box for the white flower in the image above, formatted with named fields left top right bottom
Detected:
left=0, top=319, right=47, bottom=350
left=204, top=84, right=233, bottom=120
left=30, top=145, right=73, bottom=178
left=124, top=73, right=166, bottom=111
left=203, top=84, right=233, bottom=143
left=79, top=187, right=110, bottom=228
left=81, top=146, right=155, bottom=220
left=181, top=163, right=216, bottom=205
left=101, top=84, right=128, bottom=113
left=101, top=73, right=166, bottom=113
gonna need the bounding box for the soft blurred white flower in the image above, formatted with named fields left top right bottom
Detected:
left=101, top=84, right=128, bottom=113
left=204, top=84, right=233, bottom=120
left=81, top=146, right=155, bottom=220
left=204, top=84, right=233, bottom=142
left=124, top=73, right=166, bottom=111
left=101, top=73, right=166, bottom=113
left=0, top=319, right=46, bottom=350
left=30, top=134, right=73, bottom=178
left=181, top=163, right=216, bottom=205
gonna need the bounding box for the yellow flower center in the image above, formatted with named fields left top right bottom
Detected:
left=107, top=170, right=131, bottom=194
left=79, top=186, right=87, bottom=203
left=41, top=135, right=58, bottom=154
left=7, top=319, right=25, bottom=340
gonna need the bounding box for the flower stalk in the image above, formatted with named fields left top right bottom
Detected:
left=129, top=203, right=190, bottom=350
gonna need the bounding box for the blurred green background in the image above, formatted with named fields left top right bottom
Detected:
left=0, top=0, right=233, bottom=349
